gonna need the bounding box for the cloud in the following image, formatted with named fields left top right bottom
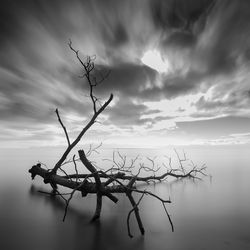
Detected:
left=193, top=0, right=250, bottom=75
left=1, top=0, right=250, bottom=146
left=149, top=70, right=205, bottom=99
left=150, top=0, right=214, bottom=31
left=94, top=61, right=207, bottom=103
left=0, top=63, right=92, bottom=127
left=105, top=98, right=151, bottom=127
left=95, top=63, right=158, bottom=99
left=195, top=92, right=250, bottom=112
left=192, top=67, right=250, bottom=118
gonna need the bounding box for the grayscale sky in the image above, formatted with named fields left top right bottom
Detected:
left=1, top=0, right=250, bottom=148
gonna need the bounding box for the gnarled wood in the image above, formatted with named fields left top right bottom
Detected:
left=29, top=41, right=207, bottom=237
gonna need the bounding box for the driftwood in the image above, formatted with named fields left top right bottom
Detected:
left=28, top=41, right=207, bottom=237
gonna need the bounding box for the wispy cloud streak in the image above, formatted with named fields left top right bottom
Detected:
left=0, top=0, right=250, bottom=147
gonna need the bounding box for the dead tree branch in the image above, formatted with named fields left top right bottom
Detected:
left=49, top=42, right=113, bottom=177
left=29, top=147, right=206, bottom=237
left=28, top=42, right=207, bottom=237
left=55, top=108, right=70, bottom=147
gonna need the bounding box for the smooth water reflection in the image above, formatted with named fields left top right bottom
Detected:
left=0, top=146, right=250, bottom=250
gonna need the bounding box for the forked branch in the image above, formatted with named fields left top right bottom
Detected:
left=29, top=42, right=208, bottom=238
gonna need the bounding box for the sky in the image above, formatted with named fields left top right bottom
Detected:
left=0, top=0, right=250, bottom=148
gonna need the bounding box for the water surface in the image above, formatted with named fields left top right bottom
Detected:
left=0, top=146, right=249, bottom=250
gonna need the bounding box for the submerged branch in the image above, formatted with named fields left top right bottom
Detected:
left=28, top=42, right=208, bottom=237
left=29, top=147, right=206, bottom=237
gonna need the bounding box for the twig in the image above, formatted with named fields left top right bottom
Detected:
left=28, top=42, right=209, bottom=237
left=55, top=108, right=70, bottom=147
left=127, top=192, right=145, bottom=238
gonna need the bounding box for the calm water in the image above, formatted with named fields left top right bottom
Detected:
left=0, top=146, right=250, bottom=250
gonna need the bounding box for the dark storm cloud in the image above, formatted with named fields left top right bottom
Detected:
left=147, top=70, right=204, bottom=99
left=106, top=98, right=151, bottom=127
left=195, top=92, right=250, bottom=112
left=101, top=22, right=129, bottom=48
left=151, top=0, right=213, bottom=30
left=194, top=0, right=250, bottom=75
left=0, top=62, right=92, bottom=125
left=95, top=62, right=204, bottom=102
left=192, top=74, right=250, bottom=118
left=95, top=63, right=158, bottom=98
left=162, top=31, right=196, bottom=49
left=150, top=0, right=250, bottom=76
left=106, top=97, right=175, bottom=128
left=0, top=0, right=152, bottom=132
left=151, top=0, right=215, bottom=47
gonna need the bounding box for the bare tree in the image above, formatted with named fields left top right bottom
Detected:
left=29, top=41, right=207, bottom=237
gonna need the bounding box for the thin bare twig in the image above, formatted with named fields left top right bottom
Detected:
left=29, top=42, right=208, bottom=238
left=127, top=192, right=145, bottom=238
left=55, top=108, right=70, bottom=147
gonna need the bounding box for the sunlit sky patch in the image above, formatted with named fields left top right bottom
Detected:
left=141, top=49, right=171, bottom=73
left=0, top=0, right=250, bottom=148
